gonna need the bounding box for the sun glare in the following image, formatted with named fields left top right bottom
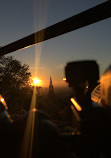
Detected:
left=34, top=78, right=39, bottom=84
left=32, top=78, right=42, bottom=86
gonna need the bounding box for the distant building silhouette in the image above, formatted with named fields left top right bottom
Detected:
left=49, top=76, right=54, bottom=94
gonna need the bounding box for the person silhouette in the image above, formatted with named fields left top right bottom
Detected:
left=65, top=60, right=111, bottom=158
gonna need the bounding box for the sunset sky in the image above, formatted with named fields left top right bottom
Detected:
left=0, top=0, right=111, bottom=87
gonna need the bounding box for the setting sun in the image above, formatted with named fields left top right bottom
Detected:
left=31, top=78, right=42, bottom=86
left=34, top=78, right=40, bottom=84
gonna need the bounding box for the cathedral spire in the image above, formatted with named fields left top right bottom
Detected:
left=50, top=76, right=52, bottom=86
left=49, top=76, right=54, bottom=93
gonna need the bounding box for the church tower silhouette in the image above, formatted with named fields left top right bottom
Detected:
left=49, top=76, right=54, bottom=94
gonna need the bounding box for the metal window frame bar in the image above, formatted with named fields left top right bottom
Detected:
left=0, top=1, right=111, bottom=56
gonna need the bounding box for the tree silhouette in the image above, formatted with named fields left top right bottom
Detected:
left=0, top=56, right=31, bottom=93
left=0, top=56, right=32, bottom=112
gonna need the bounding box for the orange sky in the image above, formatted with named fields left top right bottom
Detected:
left=30, top=75, right=68, bottom=88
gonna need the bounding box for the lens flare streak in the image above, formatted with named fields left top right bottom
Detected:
left=70, top=98, right=82, bottom=111
left=0, top=94, right=13, bottom=123
left=20, top=86, right=37, bottom=158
